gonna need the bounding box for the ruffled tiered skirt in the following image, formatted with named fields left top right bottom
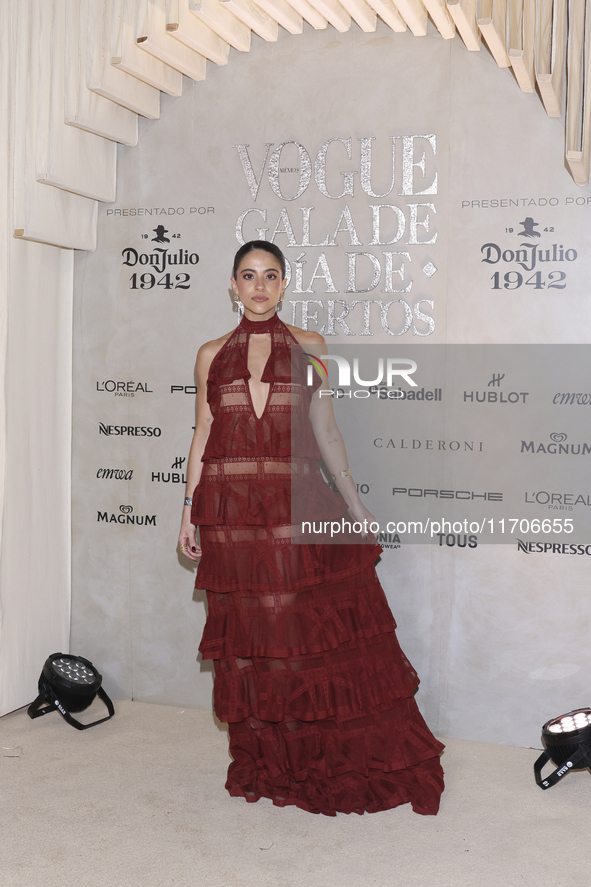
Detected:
left=194, top=460, right=444, bottom=816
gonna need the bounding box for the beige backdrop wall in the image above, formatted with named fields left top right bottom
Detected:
left=72, top=23, right=591, bottom=748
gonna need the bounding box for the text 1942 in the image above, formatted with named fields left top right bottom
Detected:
left=129, top=273, right=190, bottom=290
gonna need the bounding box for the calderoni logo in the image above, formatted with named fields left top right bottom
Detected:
left=521, top=432, right=591, bottom=455
left=517, top=539, right=591, bottom=555
left=96, top=381, right=153, bottom=397
left=96, top=468, right=134, bottom=480
left=97, top=505, right=156, bottom=526
left=374, top=438, right=484, bottom=452
left=99, top=424, right=162, bottom=437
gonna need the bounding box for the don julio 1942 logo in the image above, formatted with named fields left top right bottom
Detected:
left=122, top=226, right=199, bottom=291
left=481, top=218, right=578, bottom=292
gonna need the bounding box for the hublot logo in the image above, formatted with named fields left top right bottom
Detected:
left=464, top=371, right=528, bottom=404
left=152, top=457, right=187, bottom=484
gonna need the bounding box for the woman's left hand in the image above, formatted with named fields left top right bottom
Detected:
left=347, top=502, right=379, bottom=540
left=179, top=519, right=201, bottom=561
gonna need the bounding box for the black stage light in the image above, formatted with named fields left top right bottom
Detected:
left=534, top=708, right=591, bottom=789
left=27, top=653, right=115, bottom=730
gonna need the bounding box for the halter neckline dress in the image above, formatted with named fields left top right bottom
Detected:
left=190, top=311, right=444, bottom=815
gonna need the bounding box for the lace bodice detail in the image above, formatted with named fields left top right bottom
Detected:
left=201, top=312, right=321, bottom=462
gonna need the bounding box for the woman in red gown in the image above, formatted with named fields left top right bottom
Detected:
left=178, top=241, right=444, bottom=816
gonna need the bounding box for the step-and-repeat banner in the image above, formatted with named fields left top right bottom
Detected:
left=294, top=344, right=591, bottom=547
left=73, top=25, right=591, bottom=746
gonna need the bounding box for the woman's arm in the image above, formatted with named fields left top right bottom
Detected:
left=295, top=330, right=377, bottom=529
left=308, top=385, right=376, bottom=526
left=178, top=340, right=219, bottom=561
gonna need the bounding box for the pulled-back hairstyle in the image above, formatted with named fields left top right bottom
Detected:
left=232, top=240, right=286, bottom=279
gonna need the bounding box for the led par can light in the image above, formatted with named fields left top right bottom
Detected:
left=534, top=708, right=591, bottom=789
left=27, top=653, right=115, bottom=730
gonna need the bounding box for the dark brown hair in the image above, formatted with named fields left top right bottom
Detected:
left=232, top=240, right=286, bottom=279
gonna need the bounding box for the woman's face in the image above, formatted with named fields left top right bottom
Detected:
left=231, top=250, right=286, bottom=320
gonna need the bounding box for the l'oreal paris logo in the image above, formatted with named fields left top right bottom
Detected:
left=304, top=354, right=418, bottom=388
left=96, top=380, right=153, bottom=396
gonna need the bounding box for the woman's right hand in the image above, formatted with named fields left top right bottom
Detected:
left=179, top=518, right=201, bottom=561
left=177, top=340, right=223, bottom=563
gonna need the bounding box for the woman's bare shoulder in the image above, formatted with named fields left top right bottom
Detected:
left=284, top=322, right=326, bottom=348
left=195, top=329, right=234, bottom=370
left=197, top=329, right=234, bottom=357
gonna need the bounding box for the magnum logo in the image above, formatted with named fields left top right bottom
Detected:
left=97, top=506, right=156, bottom=526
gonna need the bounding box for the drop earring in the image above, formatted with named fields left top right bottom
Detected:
left=234, top=297, right=244, bottom=321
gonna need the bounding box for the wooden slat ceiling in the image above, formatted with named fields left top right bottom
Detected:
left=13, top=0, right=589, bottom=250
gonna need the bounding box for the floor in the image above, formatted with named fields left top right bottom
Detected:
left=1, top=700, right=589, bottom=887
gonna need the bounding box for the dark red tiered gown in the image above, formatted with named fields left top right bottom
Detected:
left=191, top=312, right=444, bottom=815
